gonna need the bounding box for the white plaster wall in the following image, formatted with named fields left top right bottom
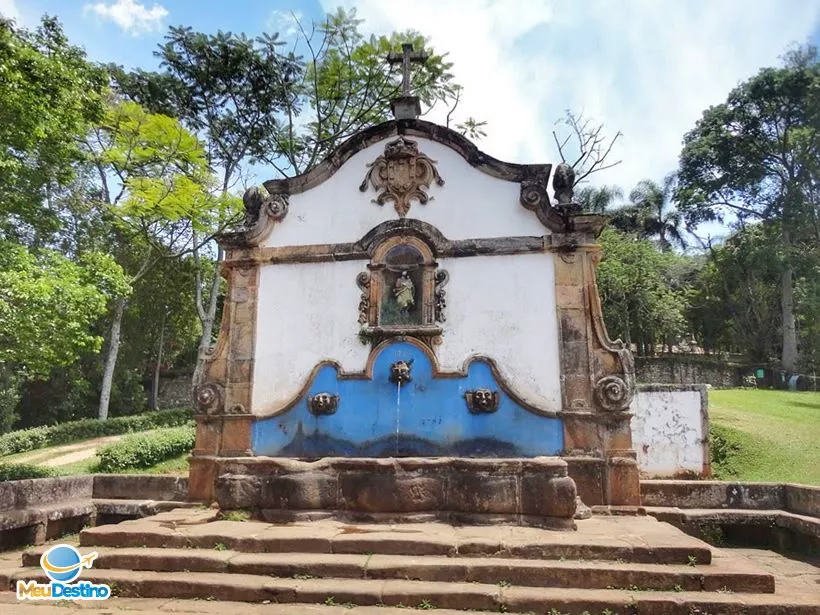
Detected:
left=262, top=138, right=547, bottom=247
left=437, top=253, right=562, bottom=410
left=252, top=252, right=563, bottom=414
left=631, top=387, right=708, bottom=477
left=252, top=260, right=370, bottom=413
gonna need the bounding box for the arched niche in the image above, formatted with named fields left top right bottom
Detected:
left=357, top=235, right=447, bottom=347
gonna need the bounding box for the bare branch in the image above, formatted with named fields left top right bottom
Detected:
left=553, top=110, right=623, bottom=186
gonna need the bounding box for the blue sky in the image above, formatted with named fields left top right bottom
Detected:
left=3, top=0, right=820, bottom=243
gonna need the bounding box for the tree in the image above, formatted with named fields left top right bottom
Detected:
left=688, top=224, right=782, bottom=360
left=112, top=8, right=467, bottom=385
left=552, top=110, right=622, bottom=187
left=84, top=100, right=232, bottom=419
left=0, top=242, right=128, bottom=430
left=272, top=8, right=461, bottom=175
left=610, top=175, right=687, bottom=251
left=0, top=17, right=106, bottom=244
left=576, top=184, right=623, bottom=214
left=596, top=228, right=693, bottom=356
left=677, top=45, right=820, bottom=371
left=688, top=222, right=820, bottom=367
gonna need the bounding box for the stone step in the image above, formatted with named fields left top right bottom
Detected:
left=79, top=516, right=713, bottom=565
left=20, top=546, right=774, bottom=593
left=5, top=567, right=812, bottom=614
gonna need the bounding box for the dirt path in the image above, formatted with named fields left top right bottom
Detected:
left=9, top=435, right=124, bottom=467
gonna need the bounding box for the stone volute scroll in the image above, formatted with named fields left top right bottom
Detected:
left=193, top=382, right=224, bottom=416
left=239, top=185, right=288, bottom=245
left=359, top=137, right=444, bottom=217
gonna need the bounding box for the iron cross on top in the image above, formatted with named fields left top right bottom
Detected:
left=387, top=43, right=429, bottom=97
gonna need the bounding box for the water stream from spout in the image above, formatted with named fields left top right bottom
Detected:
left=395, top=380, right=401, bottom=456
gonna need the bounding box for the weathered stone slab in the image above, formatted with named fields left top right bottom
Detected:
left=5, top=476, right=93, bottom=509
left=784, top=484, right=820, bottom=518
left=641, top=480, right=785, bottom=510
left=92, top=474, right=188, bottom=501
left=214, top=456, right=577, bottom=525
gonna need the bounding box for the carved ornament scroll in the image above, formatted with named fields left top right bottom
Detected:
left=359, top=137, right=444, bottom=217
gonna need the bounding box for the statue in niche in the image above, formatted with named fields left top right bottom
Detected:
left=393, top=271, right=415, bottom=312
left=379, top=244, right=424, bottom=327
left=381, top=267, right=422, bottom=325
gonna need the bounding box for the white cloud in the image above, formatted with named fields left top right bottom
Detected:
left=320, top=0, right=820, bottom=195
left=267, top=9, right=304, bottom=38
left=84, top=0, right=168, bottom=35
left=0, top=0, right=21, bottom=23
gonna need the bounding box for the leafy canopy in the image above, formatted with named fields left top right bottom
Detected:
left=597, top=228, right=692, bottom=354
left=111, top=7, right=462, bottom=178
left=677, top=45, right=819, bottom=228
left=0, top=242, right=129, bottom=377
left=88, top=100, right=239, bottom=258
left=0, top=17, right=106, bottom=242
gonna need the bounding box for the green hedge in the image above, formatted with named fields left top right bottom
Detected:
left=0, top=407, right=192, bottom=457
left=0, top=462, right=55, bottom=481
left=96, top=424, right=196, bottom=473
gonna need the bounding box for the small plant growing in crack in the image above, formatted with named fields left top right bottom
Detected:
left=496, top=579, right=511, bottom=588
left=417, top=599, right=435, bottom=610
left=213, top=542, right=228, bottom=551
left=687, top=555, right=698, bottom=567
left=221, top=510, right=251, bottom=522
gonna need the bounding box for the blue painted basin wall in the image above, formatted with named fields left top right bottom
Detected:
left=251, top=341, right=564, bottom=457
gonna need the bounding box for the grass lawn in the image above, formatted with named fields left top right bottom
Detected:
left=709, top=389, right=820, bottom=485
left=0, top=429, right=191, bottom=477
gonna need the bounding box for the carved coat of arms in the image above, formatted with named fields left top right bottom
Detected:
left=359, top=137, right=444, bottom=217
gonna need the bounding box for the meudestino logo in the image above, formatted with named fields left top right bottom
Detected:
left=17, top=544, right=111, bottom=600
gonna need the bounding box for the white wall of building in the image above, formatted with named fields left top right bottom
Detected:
left=252, top=260, right=370, bottom=413
left=261, top=137, right=548, bottom=248
left=252, top=252, right=563, bottom=415
left=252, top=133, right=562, bottom=415
left=631, top=385, right=709, bottom=477
left=437, top=253, right=562, bottom=410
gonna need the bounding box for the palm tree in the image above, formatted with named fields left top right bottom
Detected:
left=575, top=184, right=624, bottom=214
left=611, top=174, right=686, bottom=251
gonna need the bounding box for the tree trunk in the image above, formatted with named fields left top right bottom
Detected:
left=781, top=263, right=798, bottom=372
left=192, top=244, right=224, bottom=387
left=150, top=309, right=167, bottom=411
left=98, top=298, right=126, bottom=420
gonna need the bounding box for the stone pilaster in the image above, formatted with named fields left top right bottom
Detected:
left=189, top=257, right=259, bottom=502
left=553, top=240, right=640, bottom=506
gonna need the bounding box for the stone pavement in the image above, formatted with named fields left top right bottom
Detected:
left=0, top=546, right=818, bottom=615
left=0, top=513, right=817, bottom=614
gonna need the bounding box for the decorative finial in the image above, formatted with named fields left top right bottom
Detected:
left=387, top=43, right=428, bottom=120
left=552, top=163, right=582, bottom=231
left=552, top=163, right=576, bottom=206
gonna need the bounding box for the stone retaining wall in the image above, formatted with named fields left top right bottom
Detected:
left=641, top=480, right=820, bottom=515
left=0, top=475, right=189, bottom=550
left=92, top=474, right=188, bottom=502
left=150, top=371, right=194, bottom=409
left=641, top=480, right=820, bottom=555
left=635, top=356, right=750, bottom=388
